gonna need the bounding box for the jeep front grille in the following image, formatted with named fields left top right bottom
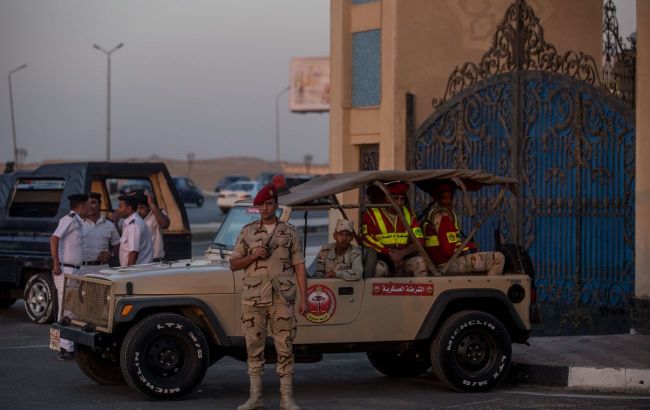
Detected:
left=63, top=274, right=114, bottom=332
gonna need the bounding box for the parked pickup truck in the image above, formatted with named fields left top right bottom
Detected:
left=0, top=162, right=191, bottom=323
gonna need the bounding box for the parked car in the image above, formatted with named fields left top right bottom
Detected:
left=284, top=174, right=315, bottom=189
left=173, top=176, right=204, bottom=207
left=255, top=171, right=278, bottom=186
left=216, top=180, right=261, bottom=213
left=51, top=169, right=535, bottom=400
left=0, top=162, right=191, bottom=324
left=214, top=175, right=249, bottom=192
left=118, top=180, right=151, bottom=196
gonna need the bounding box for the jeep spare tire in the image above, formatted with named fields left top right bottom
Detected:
left=120, top=313, right=210, bottom=400
left=24, top=272, right=57, bottom=323
left=431, top=310, right=511, bottom=392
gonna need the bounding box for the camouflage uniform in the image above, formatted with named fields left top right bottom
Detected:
left=232, top=220, right=305, bottom=376
left=423, top=204, right=505, bottom=276
left=313, top=243, right=363, bottom=280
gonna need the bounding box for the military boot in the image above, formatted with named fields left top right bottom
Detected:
left=238, top=375, right=263, bottom=410
left=279, top=376, right=300, bottom=410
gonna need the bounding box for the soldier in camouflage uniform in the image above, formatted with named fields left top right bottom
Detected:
left=313, top=219, right=362, bottom=280
left=423, top=181, right=505, bottom=276
left=230, top=183, right=308, bottom=410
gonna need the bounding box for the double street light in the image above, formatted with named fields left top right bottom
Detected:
left=93, top=42, right=124, bottom=162
left=8, top=64, right=28, bottom=167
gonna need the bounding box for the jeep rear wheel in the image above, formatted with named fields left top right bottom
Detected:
left=120, top=313, right=210, bottom=400
left=431, top=310, right=511, bottom=392
left=76, top=345, right=124, bottom=385
left=367, top=350, right=430, bottom=378
left=24, top=272, right=56, bottom=323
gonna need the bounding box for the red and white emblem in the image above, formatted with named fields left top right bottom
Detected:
left=306, top=284, right=336, bottom=323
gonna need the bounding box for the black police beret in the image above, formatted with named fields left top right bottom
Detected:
left=67, top=193, right=89, bottom=201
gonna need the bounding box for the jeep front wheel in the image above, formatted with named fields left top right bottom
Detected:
left=367, top=350, right=430, bottom=378
left=76, top=345, right=124, bottom=385
left=431, top=310, right=511, bottom=392
left=24, top=272, right=57, bottom=323
left=120, top=313, right=210, bottom=400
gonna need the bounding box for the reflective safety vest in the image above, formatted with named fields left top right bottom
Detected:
left=369, top=206, right=423, bottom=246
left=424, top=206, right=461, bottom=248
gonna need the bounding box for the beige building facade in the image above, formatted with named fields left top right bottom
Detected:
left=330, top=0, right=649, bottom=333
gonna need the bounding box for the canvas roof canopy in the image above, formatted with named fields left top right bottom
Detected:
left=278, top=169, right=517, bottom=206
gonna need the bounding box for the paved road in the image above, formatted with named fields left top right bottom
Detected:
left=185, top=193, right=226, bottom=225
left=1, top=302, right=649, bottom=409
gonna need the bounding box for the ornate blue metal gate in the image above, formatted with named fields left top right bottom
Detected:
left=410, top=0, right=635, bottom=333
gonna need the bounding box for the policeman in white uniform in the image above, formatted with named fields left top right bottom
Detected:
left=116, top=195, right=153, bottom=266
left=136, top=192, right=170, bottom=261
left=49, top=193, right=89, bottom=360
left=80, top=192, right=120, bottom=274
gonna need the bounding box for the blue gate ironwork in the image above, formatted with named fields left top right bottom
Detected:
left=410, top=0, right=635, bottom=313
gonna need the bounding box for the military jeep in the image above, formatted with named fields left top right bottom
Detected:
left=51, top=169, right=534, bottom=400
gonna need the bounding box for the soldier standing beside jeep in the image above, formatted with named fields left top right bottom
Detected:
left=49, top=193, right=89, bottom=360
left=230, top=183, right=308, bottom=410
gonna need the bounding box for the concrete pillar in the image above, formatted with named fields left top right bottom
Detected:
left=634, top=0, right=650, bottom=334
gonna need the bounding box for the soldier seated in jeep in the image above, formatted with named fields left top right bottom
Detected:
left=313, top=219, right=362, bottom=280
left=422, top=180, right=505, bottom=276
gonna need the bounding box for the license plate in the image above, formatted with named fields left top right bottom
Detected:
left=49, top=328, right=61, bottom=351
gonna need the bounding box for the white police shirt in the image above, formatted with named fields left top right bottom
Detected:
left=52, top=211, right=84, bottom=266
left=82, top=215, right=121, bottom=262
left=119, top=212, right=153, bottom=267
left=144, top=209, right=167, bottom=260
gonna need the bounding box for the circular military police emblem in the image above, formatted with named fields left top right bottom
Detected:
left=306, top=284, right=336, bottom=323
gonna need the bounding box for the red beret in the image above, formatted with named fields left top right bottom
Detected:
left=432, top=181, right=457, bottom=197
left=387, top=181, right=409, bottom=195
left=253, top=183, right=278, bottom=206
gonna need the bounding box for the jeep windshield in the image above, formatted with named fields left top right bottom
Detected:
left=209, top=205, right=283, bottom=251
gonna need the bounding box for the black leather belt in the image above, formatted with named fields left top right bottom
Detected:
left=82, top=260, right=102, bottom=266
left=60, top=263, right=81, bottom=269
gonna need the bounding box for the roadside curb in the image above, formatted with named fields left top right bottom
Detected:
left=509, top=362, right=650, bottom=393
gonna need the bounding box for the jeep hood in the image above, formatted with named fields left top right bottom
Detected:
left=85, top=259, right=235, bottom=295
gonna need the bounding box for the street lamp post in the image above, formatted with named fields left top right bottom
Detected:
left=93, top=42, right=124, bottom=162
left=275, top=85, right=290, bottom=165
left=8, top=64, right=27, bottom=166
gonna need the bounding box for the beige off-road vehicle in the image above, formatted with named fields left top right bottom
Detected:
left=50, top=170, right=534, bottom=400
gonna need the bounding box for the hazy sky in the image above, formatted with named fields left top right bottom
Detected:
left=0, top=0, right=330, bottom=164
left=0, top=1, right=637, bottom=165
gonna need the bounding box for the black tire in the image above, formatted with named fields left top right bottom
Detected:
left=77, top=345, right=125, bottom=385
left=24, top=272, right=57, bottom=324
left=431, top=310, right=511, bottom=392
left=219, top=206, right=229, bottom=214
left=120, top=313, right=210, bottom=400
left=367, top=350, right=431, bottom=378
left=0, top=298, right=17, bottom=309
left=196, top=196, right=204, bottom=207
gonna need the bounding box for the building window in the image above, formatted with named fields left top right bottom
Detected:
left=351, top=29, right=381, bottom=107
left=352, top=0, right=378, bottom=4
